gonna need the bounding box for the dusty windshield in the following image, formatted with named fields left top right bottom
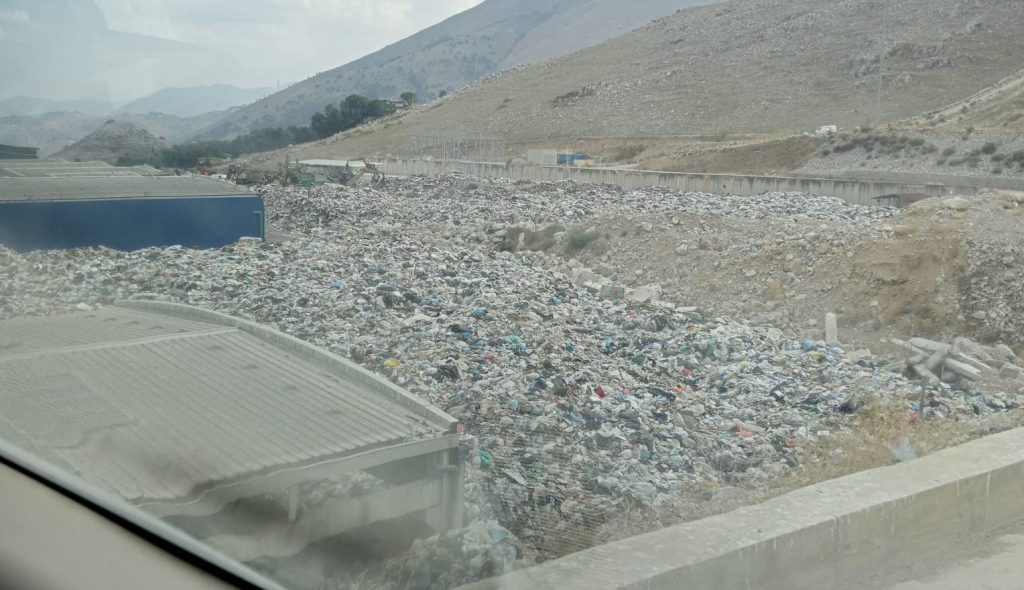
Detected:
left=2, top=1, right=1024, bottom=589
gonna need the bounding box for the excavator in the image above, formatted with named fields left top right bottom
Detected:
left=338, top=159, right=386, bottom=187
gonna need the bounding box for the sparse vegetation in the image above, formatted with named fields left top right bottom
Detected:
left=565, top=229, right=602, bottom=255
left=981, top=141, right=999, bottom=155
left=942, top=146, right=956, bottom=157
left=613, top=144, right=646, bottom=162
left=498, top=224, right=566, bottom=252
left=400, top=91, right=418, bottom=106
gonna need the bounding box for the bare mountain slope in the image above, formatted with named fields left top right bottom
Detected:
left=910, top=66, right=1024, bottom=132
left=198, top=0, right=717, bottom=140
left=251, top=0, right=1024, bottom=162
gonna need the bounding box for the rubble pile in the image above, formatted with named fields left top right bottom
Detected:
left=956, top=193, right=1024, bottom=344
left=2, top=175, right=1022, bottom=589
left=893, top=336, right=1024, bottom=392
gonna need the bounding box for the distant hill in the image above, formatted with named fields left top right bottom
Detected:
left=0, top=96, right=113, bottom=117
left=53, top=120, right=170, bottom=164
left=116, top=85, right=273, bottom=118
left=257, top=0, right=1024, bottom=161
left=196, top=0, right=719, bottom=140
left=0, top=110, right=229, bottom=157
left=0, top=112, right=105, bottom=156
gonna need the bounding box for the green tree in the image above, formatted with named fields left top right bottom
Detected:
left=343, top=94, right=371, bottom=113
left=401, top=91, right=418, bottom=106
left=366, top=99, right=397, bottom=118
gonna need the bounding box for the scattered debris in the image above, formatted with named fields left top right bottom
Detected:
left=2, top=174, right=1022, bottom=589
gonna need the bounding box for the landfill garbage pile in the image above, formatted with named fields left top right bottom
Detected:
left=372, top=521, right=518, bottom=590
left=260, top=174, right=899, bottom=236
left=2, top=176, right=1022, bottom=590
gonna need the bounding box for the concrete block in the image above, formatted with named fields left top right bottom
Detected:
left=953, top=336, right=994, bottom=362
left=908, top=337, right=951, bottom=354
left=950, top=351, right=994, bottom=373
left=599, top=284, right=626, bottom=300
left=913, top=363, right=940, bottom=386
left=824, top=313, right=838, bottom=345
left=945, top=358, right=982, bottom=381
left=992, top=344, right=1021, bottom=365
left=626, top=284, right=661, bottom=305
left=925, top=350, right=947, bottom=373
left=1001, top=365, right=1022, bottom=381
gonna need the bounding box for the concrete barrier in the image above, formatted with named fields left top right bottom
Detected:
left=380, top=158, right=986, bottom=206
left=459, top=427, right=1024, bottom=590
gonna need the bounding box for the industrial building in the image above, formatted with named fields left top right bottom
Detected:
left=0, top=301, right=464, bottom=573
left=0, top=160, right=264, bottom=251
left=0, top=144, right=39, bottom=159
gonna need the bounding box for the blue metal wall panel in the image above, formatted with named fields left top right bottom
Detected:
left=0, top=195, right=264, bottom=252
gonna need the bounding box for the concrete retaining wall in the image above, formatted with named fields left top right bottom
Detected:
left=459, top=427, right=1024, bottom=590
left=380, top=158, right=984, bottom=206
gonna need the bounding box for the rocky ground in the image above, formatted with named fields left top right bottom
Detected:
left=2, top=175, right=1024, bottom=589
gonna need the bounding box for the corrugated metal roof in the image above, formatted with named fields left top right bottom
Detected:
left=0, top=305, right=455, bottom=503
left=0, top=175, right=253, bottom=201
left=0, top=160, right=165, bottom=178
left=299, top=159, right=364, bottom=168
left=0, top=159, right=112, bottom=173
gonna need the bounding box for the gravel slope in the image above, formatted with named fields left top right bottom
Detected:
left=261, top=0, right=1024, bottom=162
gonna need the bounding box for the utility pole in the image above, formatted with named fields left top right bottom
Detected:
left=876, top=2, right=888, bottom=127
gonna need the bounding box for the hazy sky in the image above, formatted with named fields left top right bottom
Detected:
left=94, top=0, right=483, bottom=90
